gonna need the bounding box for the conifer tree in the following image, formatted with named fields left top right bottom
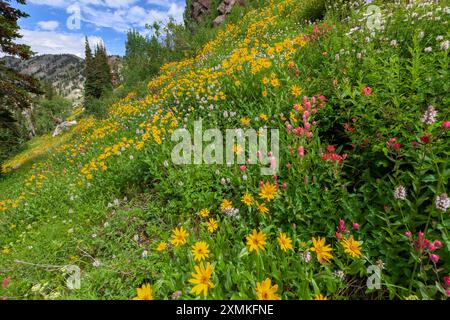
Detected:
left=83, top=37, right=96, bottom=100
left=93, top=44, right=112, bottom=96
left=0, top=0, right=40, bottom=109
left=0, top=0, right=40, bottom=164
left=83, top=40, right=112, bottom=111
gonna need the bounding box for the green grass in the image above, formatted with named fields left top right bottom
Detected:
left=0, top=0, right=449, bottom=300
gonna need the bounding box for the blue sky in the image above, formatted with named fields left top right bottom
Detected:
left=15, top=0, right=186, bottom=58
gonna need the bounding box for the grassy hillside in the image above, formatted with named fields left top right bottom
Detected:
left=1, top=0, right=449, bottom=300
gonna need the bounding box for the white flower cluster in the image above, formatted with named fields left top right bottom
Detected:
left=300, top=250, right=311, bottom=263
left=394, top=185, right=407, bottom=200
left=222, top=207, right=240, bottom=219
left=421, top=105, right=438, bottom=125
left=435, top=193, right=450, bottom=212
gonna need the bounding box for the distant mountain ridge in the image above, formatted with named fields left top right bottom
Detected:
left=1, top=54, right=85, bottom=100
left=1, top=54, right=122, bottom=101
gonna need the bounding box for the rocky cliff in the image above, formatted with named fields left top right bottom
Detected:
left=1, top=54, right=122, bottom=101
left=189, top=0, right=246, bottom=26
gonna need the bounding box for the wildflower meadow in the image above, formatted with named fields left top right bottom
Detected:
left=0, top=0, right=449, bottom=302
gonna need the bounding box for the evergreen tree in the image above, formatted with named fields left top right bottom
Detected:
left=0, top=0, right=40, bottom=108
left=83, top=37, right=96, bottom=100
left=0, top=0, right=41, bottom=165
left=83, top=39, right=112, bottom=114
left=93, top=44, right=112, bottom=97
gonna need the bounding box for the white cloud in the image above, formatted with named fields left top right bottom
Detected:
left=79, top=3, right=186, bottom=32
left=167, top=3, right=185, bottom=21
left=37, top=20, right=59, bottom=31
left=86, top=36, right=105, bottom=49
left=18, top=29, right=104, bottom=58
left=19, top=1, right=186, bottom=56
left=104, top=0, right=138, bottom=8
left=127, top=6, right=148, bottom=25
left=146, top=0, right=174, bottom=8
left=28, top=0, right=186, bottom=31
left=28, top=0, right=69, bottom=8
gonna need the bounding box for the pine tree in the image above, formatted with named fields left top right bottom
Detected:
left=83, top=37, right=96, bottom=100
left=84, top=39, right=112, bottom=115
left=0, top=0, right=41, bottom=165
left=95, top=44, right=112, bottom=95
left=0, top=0, right=40, bottom=108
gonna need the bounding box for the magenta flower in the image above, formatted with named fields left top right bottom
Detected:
left=430, top=254, right=439, bottom=264
left=444, top=276, right=450, bottom=287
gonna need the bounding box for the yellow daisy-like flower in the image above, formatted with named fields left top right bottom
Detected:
left=259, top=113, right=269, bottom=121
left=259, top=182, right=277, bottom=202
left=262, top=90, right=268, bottom=97
left=156, top=241, right=167, bottom=252
left=199, top=208, right=210, bottom=218
left=233, top=144, right=243, bottom=155
left=132, top=283, right=153, bottom=300
left=256, top=278, right=281, bottom=300
left=188, top=262, right=215, bottom=297
left=341, top=235, right=362, bottom=258
left=291, top=84, right=302, bottom=98
left=246, top=229, right=267, bottom=254
left=240, top=117, right=251, bottom=126
left=220, top=199, right=233, bottom=211
left=191, top=241, right=210, bottom=261
left=277, top=233, right=293, bottom=252
left=256, top=201, right=269, bottom=215
left=310, top=237, right=333, bottom=263
left=262, top=77, right=269, bottom=85
left=241, top=192, right=253, bottom=206
left=206, top=218, right=218, bottom=233
left=170, top=226, right=189, bottom=247
left=314, top=294, right=327, bottom=300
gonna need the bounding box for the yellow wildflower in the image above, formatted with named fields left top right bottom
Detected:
left=188, top=262, right=215, bottom=297
left=277, top=233, right=293, bottom=251
left=191, top=241, right=210, bottom=261
left=246, top=229, right=267, bottom=254
left=170, top=226, right=189, bottom=247
left=256, top=278, right=281, bottom=300
left=132, top=283, right=153, bottom=300
left=310, top=237, right=333, bottom=263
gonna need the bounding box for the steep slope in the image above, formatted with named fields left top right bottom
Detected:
left=0, top=0, right=448, bottom=300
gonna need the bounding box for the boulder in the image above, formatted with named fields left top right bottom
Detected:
left=218, top=0, right=237, bottom=15
left=191, top=0, right=213, bottom=23
left=52, top=120, right=77, bottom=137
left=215, top=0, right=246, bottom=26
left=190, top=0, right=246, bottom=26
left=213, top=14, right=227, bottom=27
